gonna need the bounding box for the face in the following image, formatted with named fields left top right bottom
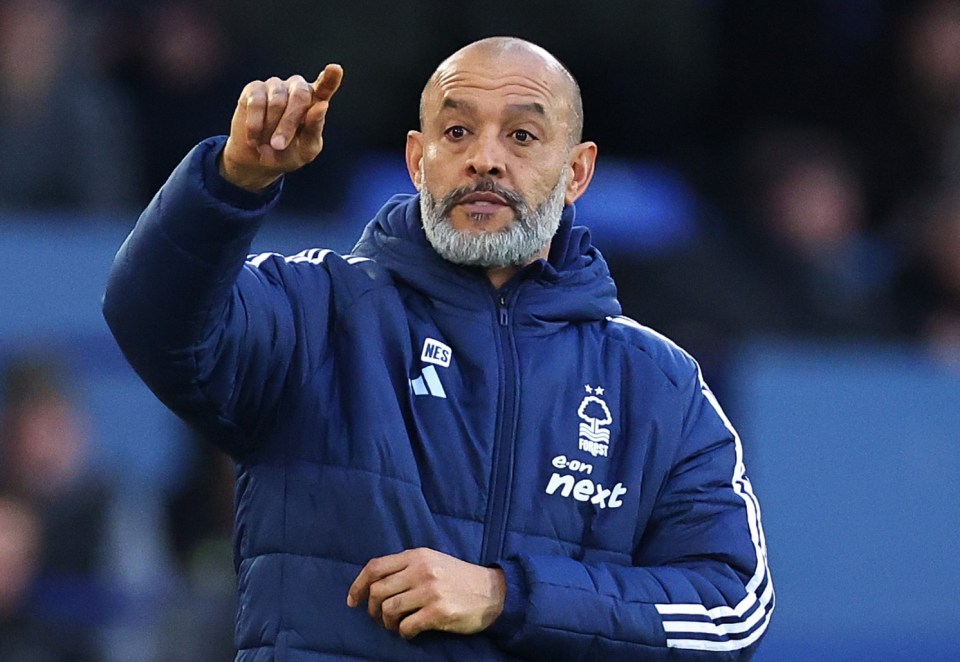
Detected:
left=407, top=44, right=596, bottom=268
left=9, top=396, right=87, bottom=499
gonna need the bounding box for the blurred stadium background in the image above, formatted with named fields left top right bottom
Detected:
left=1, top=1, right=958, bottom=660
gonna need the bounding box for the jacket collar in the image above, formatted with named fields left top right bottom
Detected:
left=351, top=194, right=621, bottom=323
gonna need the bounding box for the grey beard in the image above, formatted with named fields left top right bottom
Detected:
left=419, top=172, right=568, bottom=268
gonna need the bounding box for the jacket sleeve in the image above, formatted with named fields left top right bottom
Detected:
left=102, top=136, right=330, bottom=457
left=490, top=366, right=773, bottom=660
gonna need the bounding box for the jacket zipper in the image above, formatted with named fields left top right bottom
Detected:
left=480, top=292, right=520, bottom=566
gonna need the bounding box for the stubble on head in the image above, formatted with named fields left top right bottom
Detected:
left=419, top=37, right=584, bottom=148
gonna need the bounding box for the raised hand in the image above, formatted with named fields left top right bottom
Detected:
left=220, top=64, right=343, bottom=191
left=346, top=547, right=507, bottom=640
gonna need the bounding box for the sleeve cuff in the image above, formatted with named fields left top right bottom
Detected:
left=486, top=559, right=527, bottom=640
left=200, top=136, right=283, bottom=210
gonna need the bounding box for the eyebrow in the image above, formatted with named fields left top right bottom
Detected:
left=508, top=101, right=546, bottom=116
left=441, top=97, right=546, bottom=117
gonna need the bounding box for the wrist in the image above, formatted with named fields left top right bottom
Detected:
left=218, top=149, right=281, bottom=193
left=485, top=560, right=526, bottom=640
left=202, top=139, right=282, bottom=210
left=481, top=566, right=507, bottom=630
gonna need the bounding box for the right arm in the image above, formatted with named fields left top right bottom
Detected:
left=102, top=67, right=343, bottom=456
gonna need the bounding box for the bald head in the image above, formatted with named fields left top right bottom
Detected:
left=420, top=37, right=584, bottom=145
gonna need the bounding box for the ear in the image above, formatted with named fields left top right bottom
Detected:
left=564, top=141, right=598, bottom=205
left=406, top=130, right=424, bottom=190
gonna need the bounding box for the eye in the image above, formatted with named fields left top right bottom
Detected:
left=444, top=126, right=468, bottom=140
left=512, top=129, right=538, bottom=144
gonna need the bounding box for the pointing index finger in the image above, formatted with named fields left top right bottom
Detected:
left=312, top=64, right=343, bottom=102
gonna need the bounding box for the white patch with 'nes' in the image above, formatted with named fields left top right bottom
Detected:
left=420, top=338, right=452, bottom=368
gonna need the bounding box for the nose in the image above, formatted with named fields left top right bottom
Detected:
left=465, top=130, right=504, bottom=178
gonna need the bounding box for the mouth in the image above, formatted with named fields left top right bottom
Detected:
left=456, top=191, right=511, bottom=216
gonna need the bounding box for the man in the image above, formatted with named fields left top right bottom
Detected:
left=104, top=37, right=772, bottom=660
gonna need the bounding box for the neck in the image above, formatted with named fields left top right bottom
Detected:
left=484, top=243, right=551, bottom=289
left=486, top=265, right=521, bottom=290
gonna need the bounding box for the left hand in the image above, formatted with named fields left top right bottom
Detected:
left=346, top=547, right=506, bottom=639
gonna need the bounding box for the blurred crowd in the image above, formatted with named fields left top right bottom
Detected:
left=2, top=0, right=960, bottom=659
left=0, top=354, right=236, bottom=661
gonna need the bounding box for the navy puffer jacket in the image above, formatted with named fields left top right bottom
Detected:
left=103, top=137, right=773, bottom=660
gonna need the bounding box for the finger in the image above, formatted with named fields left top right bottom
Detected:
left=346, top=552, right=409, bottom=607
left=261, top=77, right=289, bottom=146
left=297, top=65, right=343, bottom=155
left=366, top=570, right=414, bottom=622
left=398, top=604, right=440, bottom=640
left=270, top=75, right=314, bottom=151
left=312, top=63, right=343, bottom=103
left=297, top=101, right=330, bottom=154
left=381, top=590, right=422, bottom=633
left=240, top=82, right=268, bottom=146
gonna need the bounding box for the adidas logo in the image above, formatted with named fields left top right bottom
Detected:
left=410, top=365, right=446, bottom=399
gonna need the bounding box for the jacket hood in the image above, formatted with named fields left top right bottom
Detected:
left=351, top=194, right=621, bottom=325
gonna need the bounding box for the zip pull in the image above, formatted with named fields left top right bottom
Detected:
left=498, top=295, right=509, bottom=326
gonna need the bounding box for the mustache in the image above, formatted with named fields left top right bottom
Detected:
left=438, top=180, right=528, bottom=219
